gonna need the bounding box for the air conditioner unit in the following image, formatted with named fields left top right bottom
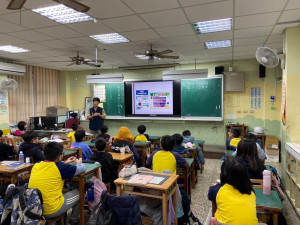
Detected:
left=86, top=74, right=124, bottom=83
left=0, top=62, right=26, bottom=76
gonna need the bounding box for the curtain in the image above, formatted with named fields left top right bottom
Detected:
left=33, top=66, right=58, bottom=117
left=8, top=66, right=59, bottom=124
left=8, top=65, right=33, bottom=124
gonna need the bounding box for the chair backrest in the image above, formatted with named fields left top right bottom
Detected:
left=250, top=179, right=263, bottom=189
left=64, top=147, right=82, bottom=159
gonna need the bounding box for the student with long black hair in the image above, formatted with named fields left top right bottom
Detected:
left=208, top=157, right=258, bottom=225
left=236, top=138, right=265, bottom=179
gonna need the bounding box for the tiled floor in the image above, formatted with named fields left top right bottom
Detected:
left=190, top=159, right=300, bottom=225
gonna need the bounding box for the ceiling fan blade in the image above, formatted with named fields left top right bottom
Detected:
left=157, top=49, right=173, bottom=55
left=67, top=62, right=76, bottom=66
left=49, top=60, right=73, bottom=62
left=7, top=0, right=27, bottom=10
left=53, top=0, right=90, bottom=12
left=157, top=55, right=179, bottom=59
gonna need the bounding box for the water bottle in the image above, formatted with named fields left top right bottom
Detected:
left=19, top=151, right=24, bottom=163
left=87, top=180, right=94, bottom=201
left=263, top=170, right=271, bottom=195
left=25, top=157, right=30, bottom=164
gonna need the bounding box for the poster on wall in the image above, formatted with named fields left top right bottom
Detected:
left=94, top=84, right=106, bottom=102
left=250, top=87, right=262, bottom=109
left=281, top=79, right=286, bottom=125
left=85, top=97, right=92, bottom=119
left=0, top=91, right=8, bottom=114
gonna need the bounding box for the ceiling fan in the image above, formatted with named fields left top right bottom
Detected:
left=134, top=45, right=179, bottom=63
left=7, top=0, right=90, bottom=12
left=50, top=51, right=104, bottom=67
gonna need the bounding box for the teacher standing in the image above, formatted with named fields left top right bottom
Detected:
left=87, top=97, right=106, bottom=135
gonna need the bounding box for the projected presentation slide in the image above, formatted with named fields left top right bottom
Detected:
left=132, top=81, right=173, bottom=115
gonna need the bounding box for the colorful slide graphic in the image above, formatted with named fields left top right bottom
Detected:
left=132, top=81, right=173, bottom=115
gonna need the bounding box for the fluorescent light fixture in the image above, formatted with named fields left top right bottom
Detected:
left=193, top=18, right=232, bottom=34
left=86, top=74, right=124, bottom=83
left=90, top=33, right=130, bottom=44
left=204, top=40, right=232, bottom=49
left=0, top=45, right=30, bottom=53
left=32, top=4, right=94, bottom=24
left=163, top=69, right=208, bottom=80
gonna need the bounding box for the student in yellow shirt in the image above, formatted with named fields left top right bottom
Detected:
left=135, top=124, right=149, bottom=142
left=68, top=123, right=84, bottom=143
left=226, top=127, right=242, bottom=151
left=208, top=157, right=258, bottom=225
left=28, top=142, right=86, bottom=224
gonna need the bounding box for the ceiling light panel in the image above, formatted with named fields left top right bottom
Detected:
left=0, top=45, right=30, bottom=53
left=90, top=33, right=130, bottom=44
left=32, top=4, right=94, bottom=24
left=204, top=40, right=232, bottom=49
left=193, top=18, right=232, bottom=34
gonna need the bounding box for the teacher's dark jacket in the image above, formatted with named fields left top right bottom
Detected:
left=89, top=107, right=104, bottom=131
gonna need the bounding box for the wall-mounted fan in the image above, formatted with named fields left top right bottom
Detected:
left=7, top=0, right=90, bottom=12
left=134, top=45, right=179, bottom=63
left=256, top=46, right=285, bottom=69
left=50, top=51, right=104, bottom=67
left=1, top=78, right=18, bottom=92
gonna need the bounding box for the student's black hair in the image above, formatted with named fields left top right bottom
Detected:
left=137, top=125, right=146, bottom=134
left=17, top=121, right=27, bottom=131
left=22, top=131, right=38, bottom=143
left=231, top=127, right=241, bottom=138
left=236, top=138, right=263, bottom=175
left=182, top=130, right=191, bottom=136
left=95, top=138, right=106, bottom=151
left=245, top=133, right=257, bottom=142
left=0, top=130, right=3, bottom=137
left=100, top=125, right=108, bottom=134
left=44, top=142, right=64, bottom=161
left=71, top=123, right=78, bottom=131
left=75, top=130, right=85, bottom=142
left=172, top=133, right=183, bottom=146
left=161, top=135, right=175, bottom=151
left=93, top=97, right=100, bottom=102
left=220, top=157, right=252, bottom=195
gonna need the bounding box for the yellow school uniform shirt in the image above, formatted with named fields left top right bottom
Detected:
left=28, top=162, right=65, bottom=215
left=68, top=131, right=75, bottom=143
left=230, top=138, right=241, bottom=148
left=135, top=134, right=148, bottom=142
left=210, top=183, right=258, bottom=225
left=153, top=151, right=177, bottom=174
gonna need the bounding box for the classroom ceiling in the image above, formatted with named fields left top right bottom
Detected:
left=0, top=0, right=299, bottom=71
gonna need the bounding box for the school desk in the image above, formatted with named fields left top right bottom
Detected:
left=225, top=150, right=235, bottom=157
left=196, top=140, right=205, bottom=152
left=254, top=188, right=283, bottom=225
left=34, top=129, right=72, bottom=136
left=109, top=152, right=133, bottom=170
left=0, top=162, right=33, bottom=184
left=63, top=150, right=77, bottom=160
left=72, top=163, right=101, bottom=225
left=134, top=141, right=151, bottom=167
left=114, top=171, right=178, bottom=225
left=82, top=141, right=110, bottom=150
left=149, top=136, right=161, bottom=151
left=177, top=158, right=194, bottom=202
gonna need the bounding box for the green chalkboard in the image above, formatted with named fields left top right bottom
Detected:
left=181, top=78, right=222, bottom=118
left=93, top=83, right=125, bottom=116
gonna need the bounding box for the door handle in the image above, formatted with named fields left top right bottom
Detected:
left=219, top=105, right=221, bottom=109
left=216, top=106, right=217, bottom=110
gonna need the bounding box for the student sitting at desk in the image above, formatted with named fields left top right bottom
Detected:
left=96, top=125, right=111, bottom=140
left=172, top=133, right=189, bottom=155
left=208, top=157, right=258, bottom=225
left=71, top=130, right=93, bottom=160
left=236, top=138, right=265, bottom=180
left=182, top=130, right=205, bottom=166
left=135, top=124, right=149, bottom=142
left=13, top=121, right=28, bottom=136
left=113, top=127, right=142, bottom=167
left=147, top=135, right=188, bottom=174
left=68, top=123, right=84, bottom=143
left=29, top=142, right=85, bottom=224
left=226, top=127, right=241, bottom=151
left=0, top=130, right=17, bottom=161
left=19, top=131, right=44, bottom=163
left=90, top=138, right=113, bottom=184
left=232, top=133, right=266, bottom=161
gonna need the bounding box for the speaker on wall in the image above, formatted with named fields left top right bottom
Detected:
left=215, top=66, right=224, bottom=75
left=259, top=64, right=266, bottom=78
